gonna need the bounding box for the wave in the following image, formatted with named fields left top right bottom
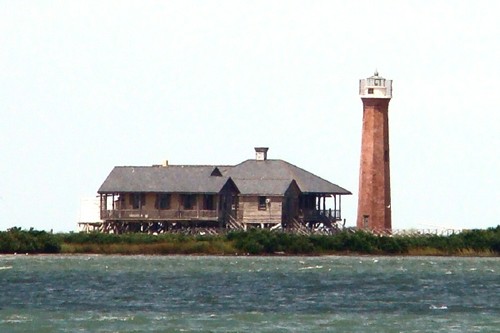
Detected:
left=299, top=265, right=323, bottom=270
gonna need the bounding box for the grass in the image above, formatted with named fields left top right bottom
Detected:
left=61, top=238, right=237, bottom=255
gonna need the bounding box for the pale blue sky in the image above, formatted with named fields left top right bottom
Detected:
left=1, top=1, right=499, bottom=232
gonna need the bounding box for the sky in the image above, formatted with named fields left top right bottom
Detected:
left=1, top=1, right=499, bottom=232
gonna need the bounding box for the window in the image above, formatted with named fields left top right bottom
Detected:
left=258, top=196, right=267, bottom=210
left=156, top=194, right=171, bottom=209
left=368, top=88, right=374, bottom=94
left=299, top=195, right=315, bottom=209
left=203, top=194, right=215, bottom=210
left=183, top=194, right=196, bottom=210
left=363, top=215, right=369, bottom=229
left=131, top=193, right=145, bottom=209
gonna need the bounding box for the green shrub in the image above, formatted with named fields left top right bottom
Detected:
left=378, top=236, right=407, bottom=254
left=0, top=227, right=61, bottom=253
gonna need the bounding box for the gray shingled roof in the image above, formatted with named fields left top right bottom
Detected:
left=232, top=179, right=295, bottom=196
left=221, top=159, right=351, bottom=195
left=98, top=166, right=233, bottom=194
left=98, top=158, right=351, bottom=196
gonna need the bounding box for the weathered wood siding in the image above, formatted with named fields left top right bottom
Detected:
left=282, top=182, right=301, bottom=226
left=239, top=196, right=283, bottom=224
left=219, top=180, right=239, bottom=219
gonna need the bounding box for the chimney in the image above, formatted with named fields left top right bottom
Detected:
left=254, top=147, right=269, bottom=161
left=162, top=160, right=169, bottom=167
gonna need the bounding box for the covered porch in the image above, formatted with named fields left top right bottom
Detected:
left=298, top=193, right=344, bottom=229
left=99, top=192, right=235, bottom=223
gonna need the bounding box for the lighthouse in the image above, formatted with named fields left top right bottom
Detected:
left=357, top=71, right=393, bottom=231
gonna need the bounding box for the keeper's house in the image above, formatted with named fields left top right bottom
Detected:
left=97, top=148, right=351, bottom=233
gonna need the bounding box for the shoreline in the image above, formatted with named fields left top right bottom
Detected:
left=1, top=227, right=499, bottom=257
left=2, top=250, right=498, bottom=258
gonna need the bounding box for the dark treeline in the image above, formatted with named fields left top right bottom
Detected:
left=0, top=227, right=61, bottom=254
left=1, top=226, right=499, bottom=256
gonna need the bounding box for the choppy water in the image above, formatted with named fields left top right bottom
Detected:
left=0, top=255, right=498, bottom=332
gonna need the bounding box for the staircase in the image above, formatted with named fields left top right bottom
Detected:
left=288, top=218, right=310, bottom=235
left=226, top=215, right=246, bottom=230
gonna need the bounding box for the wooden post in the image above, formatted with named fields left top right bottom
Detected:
left=334, top=195, right=337, bottom=217
left=196, top=194, right=200, bottom=218
left=339, top=195, right=342, bottom=220
left=100, top=194, right=103, bottom=219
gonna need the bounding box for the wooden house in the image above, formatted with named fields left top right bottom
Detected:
left=97, top=148, right=351, bottom=233
left=220, top=148, right=351, bottom=230
left=98, top=165, right=239, bottom=233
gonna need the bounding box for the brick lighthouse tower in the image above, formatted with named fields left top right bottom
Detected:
left=357, top=71, right=393, bottom=231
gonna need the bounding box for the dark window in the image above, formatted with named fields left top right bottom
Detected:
left=131, top=193, right=145, bottom=209
left=156, top=194, right=171, bottom=209
left=232, top=195, right=238, bottom=211
left=203, top=194, right=215, bottom=210
left=368, top=88, right=374, bottom=94
left=258, top=196, right=267, bottom=210
left=299, top=195, right=316, bottom=209
left=117, top=195, right=125, bottom=209
left=183, top=194, right=196, bottom=210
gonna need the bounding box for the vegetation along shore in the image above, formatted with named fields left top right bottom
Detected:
left=1, top=226, right=499, bottom=256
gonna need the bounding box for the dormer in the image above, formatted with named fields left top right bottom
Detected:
left=210, top=167, right=223, bottom=177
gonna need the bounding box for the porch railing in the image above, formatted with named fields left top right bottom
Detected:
left=101, top=209, right=219, bottom=220
left=303, top=209, right=341, bottom=221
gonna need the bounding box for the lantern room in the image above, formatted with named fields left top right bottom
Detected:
left=359, top=71, right=392, bottom=99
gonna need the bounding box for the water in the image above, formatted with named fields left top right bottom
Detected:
left=0, top=255, right=498, bottom=332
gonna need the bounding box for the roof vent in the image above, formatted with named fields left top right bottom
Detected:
left=254, top=147, right=269, bottom=161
